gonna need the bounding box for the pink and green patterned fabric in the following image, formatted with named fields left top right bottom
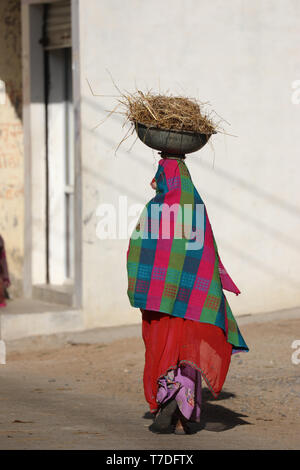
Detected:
left=127, top=157, right=248, bottom=352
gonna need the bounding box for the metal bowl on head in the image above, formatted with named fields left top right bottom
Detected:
left=135, top=121, right=216, bottom=155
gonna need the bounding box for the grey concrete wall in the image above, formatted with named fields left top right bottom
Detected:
left=78, top=0, right=300, bottom=327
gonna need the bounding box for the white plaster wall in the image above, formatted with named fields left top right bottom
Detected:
left=0, top=1, right=24, bottom=298
left=78, top=0, right=300, bottom=327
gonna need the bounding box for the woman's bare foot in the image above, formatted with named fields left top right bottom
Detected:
left=173, top=409, right=193, bottom=435
left=174, top=418, right=186, bottom=435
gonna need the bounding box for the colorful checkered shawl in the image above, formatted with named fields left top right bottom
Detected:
left=127, top=158, right=248, bottom=352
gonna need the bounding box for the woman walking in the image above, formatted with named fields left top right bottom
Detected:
left=126, top=155, right=248, bottom=434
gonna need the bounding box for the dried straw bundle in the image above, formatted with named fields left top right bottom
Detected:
left=119, top=90, right=218, bottom=135
left=87, top=75, right=230, bottom=155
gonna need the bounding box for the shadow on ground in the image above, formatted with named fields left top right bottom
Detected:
left=199, top=388, right=251, bottom=432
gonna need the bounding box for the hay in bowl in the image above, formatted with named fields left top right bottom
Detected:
left=119, top=90, right=219, bottom=135
left=87, top=76, right=230, bottom=155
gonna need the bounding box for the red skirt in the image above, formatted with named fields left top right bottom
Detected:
left=141, top=309, right=232, bottom=413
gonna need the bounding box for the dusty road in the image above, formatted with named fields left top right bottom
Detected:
left=0, top=313, right=299, bottom=450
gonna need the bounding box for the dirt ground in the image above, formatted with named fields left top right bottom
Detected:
left=0, top=316, right=300, bottom=449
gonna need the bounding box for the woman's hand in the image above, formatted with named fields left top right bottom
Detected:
left=150, top=179, right=157, bottom=190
